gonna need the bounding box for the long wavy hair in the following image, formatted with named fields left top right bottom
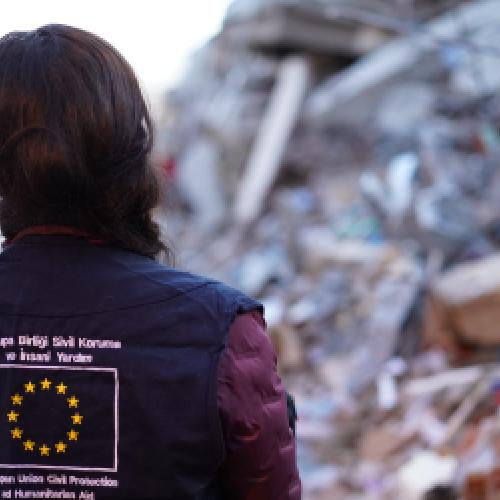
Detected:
left=0, top=24, right=167, bottom=259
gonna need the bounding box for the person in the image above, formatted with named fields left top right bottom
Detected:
left=0, top=25, right=301, bottom=499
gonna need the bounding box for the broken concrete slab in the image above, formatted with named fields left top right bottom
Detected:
left=234, top=54, right=312, bottom=225
left=224, top=3, right=391, bottom=56
left=306, top=0, right=500, bottom=124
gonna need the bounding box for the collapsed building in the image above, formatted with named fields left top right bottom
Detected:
left=157, top=1, right=500, bottom=498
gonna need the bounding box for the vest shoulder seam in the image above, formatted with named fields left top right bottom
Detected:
left=0, top=282, right=214, bottom=318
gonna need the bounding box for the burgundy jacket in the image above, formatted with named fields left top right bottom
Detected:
left=219, top=311, right=301, bottom=499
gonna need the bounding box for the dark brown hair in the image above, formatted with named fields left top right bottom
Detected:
left=0, top=24, right=167, bottom=258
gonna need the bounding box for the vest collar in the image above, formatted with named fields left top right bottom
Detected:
left=6, top=225, right=107, bottom=245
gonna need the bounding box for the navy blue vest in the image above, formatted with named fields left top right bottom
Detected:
left=0, top=234, right=261, bottom=499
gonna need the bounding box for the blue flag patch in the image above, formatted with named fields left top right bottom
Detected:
left=0, top=365, right=118, bottom=472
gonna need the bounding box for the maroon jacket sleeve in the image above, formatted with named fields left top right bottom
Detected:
left=217, top=310, right=301, bottom=500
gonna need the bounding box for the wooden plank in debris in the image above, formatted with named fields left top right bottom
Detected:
left=403, top=366, right=484, bottom=397
left=440, top=367, right=500, bottom=445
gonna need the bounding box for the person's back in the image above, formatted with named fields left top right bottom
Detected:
left=0, top=231, right=258, bottom=498
left=0, top=25, right=300, bottom=499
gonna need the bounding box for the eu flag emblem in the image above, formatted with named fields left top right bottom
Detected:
left=0, top=365, right=118, bottom=472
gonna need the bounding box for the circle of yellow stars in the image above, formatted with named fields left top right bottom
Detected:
left=7, top=378, right=84, bottom=457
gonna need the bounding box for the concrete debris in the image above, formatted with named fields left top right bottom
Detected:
left=234, top=55, right=312, bottom=225
left=376, top=83, right=436, bottom=135
left=360, top=152, right=420, bottom=224
left=157, top=0, right=500, bottom=497
left=224, top=1, right=393, bottom=56
left=176, top=136, right=227, bottom=232
left=397, top=451, right=458, bottom=500
left=305, top=0, right=500, bottom=124
left=426, top=254, right=500, bottom=350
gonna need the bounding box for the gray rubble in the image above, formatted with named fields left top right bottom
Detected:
left=156, top=0, right=500, bottom=498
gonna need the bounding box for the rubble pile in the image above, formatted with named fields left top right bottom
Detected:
left=157, top=0, right=500, bottom=497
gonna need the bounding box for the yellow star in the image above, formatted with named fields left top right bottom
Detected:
left=56, top=382, right=67, bottom=395
left=40, top=378, right=51, bottom=390
left=11, top=427, right=22, bottom=439
left=71, top=413, right=84, bottom=425
left=24, top=381, right=35, bottom=393
left=7, top=410, right=19, bottom=423
left=23, top=440, right=35, bottom=452
left=39, top=444, right=50, bottom=456
left=67, top=396, right=79, bottom=408
left=67, top=429, right=79, bottom=441
left=11, top=394, right=23, bottom=406
left=55, top=441, right=67, bottom=454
